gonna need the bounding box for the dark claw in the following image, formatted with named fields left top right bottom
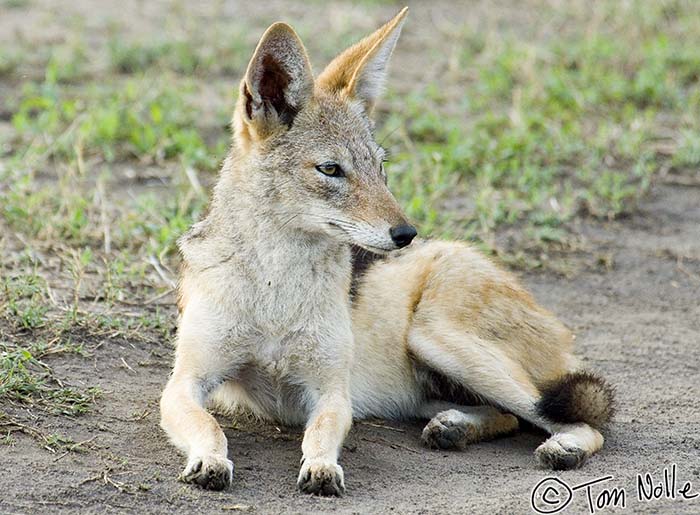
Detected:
left=298, top=469, right=344, bottom=497
left=422, top=419, right=468, bottom=450
left=540, top=447, right=587, bottom=470
left=180, top=459, right=233, bottom=491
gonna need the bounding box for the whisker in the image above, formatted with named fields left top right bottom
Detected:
left=378, top=123, right=402, bottom=148
left=274, top=213, right=302, bottom=235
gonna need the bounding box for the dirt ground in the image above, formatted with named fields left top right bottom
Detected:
left=2, top=1, right=700, bottom=514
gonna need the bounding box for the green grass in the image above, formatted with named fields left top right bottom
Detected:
left=2, top=271, right=50, bottom=330
left=2, top=0, right=30, bottom=9
left=0, top=48, right=20, bottom=77
left=10, top=76, right=225, bottom=167
left=1, top=0, right=700, bottom=442
left=0, top=339, right=99, bottom=416
left=384, top=27, right=700, bottom=241
left=106, top=23, right=252, bottom=76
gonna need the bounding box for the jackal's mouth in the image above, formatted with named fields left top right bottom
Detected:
left=326, top=222, right=393, bottom=254
left=352, top=243, right=392, bottom=255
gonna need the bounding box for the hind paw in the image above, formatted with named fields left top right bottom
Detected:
left=421, top=408, right=518, bottom=450
left=422, top=410, right=479, bottom=450
left=535, top=436, right=588, bottom=470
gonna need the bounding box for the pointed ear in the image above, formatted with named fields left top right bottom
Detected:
left=316, top=7, right=408, bottom=113
left=238, top=22, right=314, bottom=140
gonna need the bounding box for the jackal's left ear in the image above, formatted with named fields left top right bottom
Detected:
left=316, top=7, right=408, bottom=113
left=239, top=23, right=314, bottom=139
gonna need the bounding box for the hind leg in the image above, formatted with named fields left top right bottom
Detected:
left=418, top=401, right=519, bottom=450
left=408, top=325, right=604, bottom=469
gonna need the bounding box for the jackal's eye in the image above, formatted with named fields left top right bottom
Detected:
left=315, top=162, right=345, bottom=178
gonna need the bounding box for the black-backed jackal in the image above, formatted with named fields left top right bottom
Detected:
left=160, top=7, right=614, bottom=496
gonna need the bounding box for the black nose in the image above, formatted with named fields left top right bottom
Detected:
left=390, top=224, right=417, bottom=248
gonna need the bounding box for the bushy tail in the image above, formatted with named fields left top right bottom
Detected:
left=536, top=371, right=615, bottom=429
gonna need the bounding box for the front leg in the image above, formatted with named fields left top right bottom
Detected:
left=160, top=298, right=239, bottom=490
left=297, top=387, right=353, bottom=496
left=161, top=370, right=233, bottom=490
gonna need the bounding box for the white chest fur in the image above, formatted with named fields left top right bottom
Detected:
left=179, top=217, right=354, bottom=382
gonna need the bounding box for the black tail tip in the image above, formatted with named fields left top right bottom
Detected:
left=536, top=371, right=615, bottom=429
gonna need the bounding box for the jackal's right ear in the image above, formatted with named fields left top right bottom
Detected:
left=237, top=23, right=313, bottom=141
left=316, top=7, right=408, bottom=114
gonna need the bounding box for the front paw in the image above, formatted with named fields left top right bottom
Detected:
left=179, top=454, right=234, bottom=491
left=297, top=458, right=345, bottom=496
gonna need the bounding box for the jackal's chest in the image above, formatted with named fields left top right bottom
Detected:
left=231, top=265, right=351, bottom=339
left=221, top=329, right=332, bottom=425
left=248, top=329, right=314, bottom=366
left=232, top=359, right=310, bottom=425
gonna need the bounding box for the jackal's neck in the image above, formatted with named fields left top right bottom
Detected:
left=182, top=155, right=351, bottom=280
left=209, top=156, right=308, bottom=240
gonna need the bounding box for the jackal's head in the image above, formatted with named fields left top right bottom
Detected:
left=230, top=8, right=416, bottom=252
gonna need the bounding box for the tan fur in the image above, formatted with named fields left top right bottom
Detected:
left=160, top=8, right=610, bottom=496
left=317, top=7, right=408, bottom=113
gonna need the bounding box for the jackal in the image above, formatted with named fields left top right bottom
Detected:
left=160, top=7, right=614, bottom=496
